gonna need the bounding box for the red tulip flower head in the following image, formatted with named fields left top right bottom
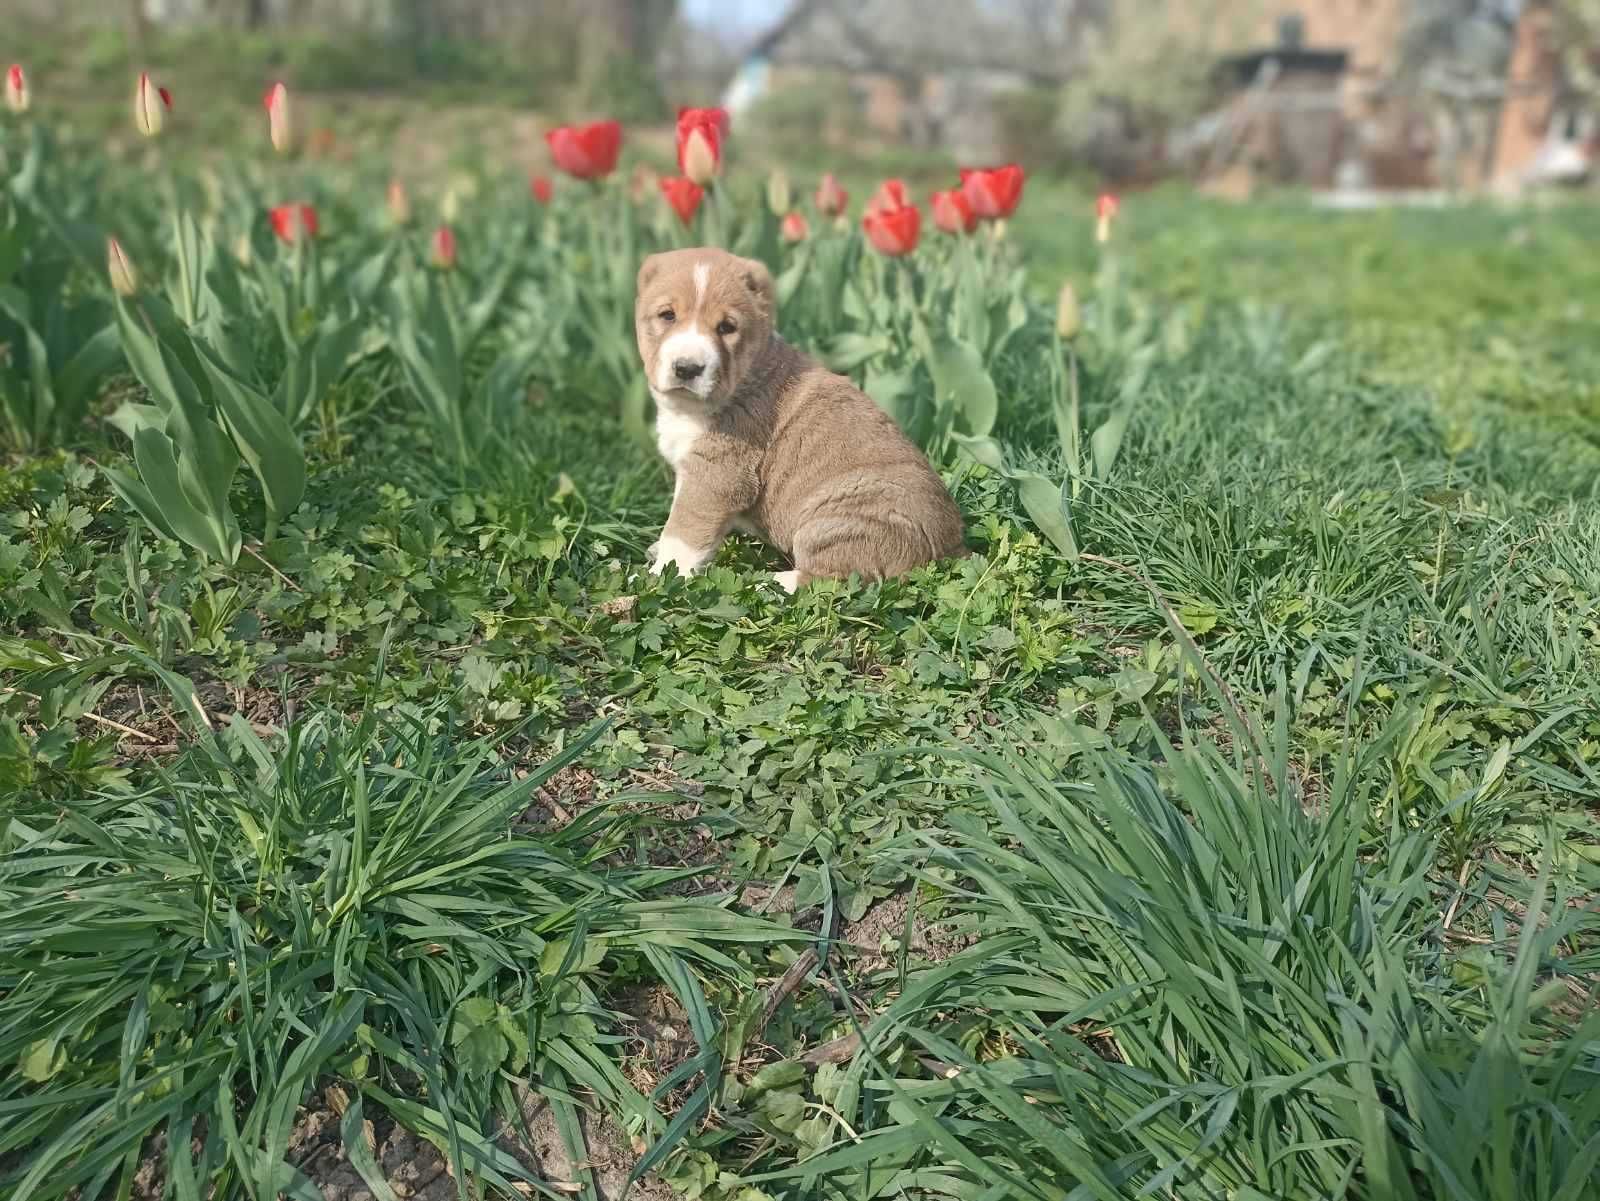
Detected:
left=930, top=187, right=976, bottom=235
left=6, top=64, right=29, bottom=114
left=264, top=81, right=293, bottom=153
left=430, top=225, right=457, bottom=270
left=862, top=194, right=920, bottom=257
left=865, top=179, right=909, bottom=217
left=269, top=203, right=319, bottom=245
left=659, top=177, right=705, bottom=227
left=530, top=174, right=553, bottom=205
left=545, top=121, right=622, bottom=181
left=1096, top=192, right=1120, bottom=243
left=134, top=72, right=172, bottom=138
left=815, top=173, right=848, bottom=218
left=781, top=211, right=809, bottom=243
left=959, top=165, right=1025, bottom=221
left=676, top=107, right=729, bottom=186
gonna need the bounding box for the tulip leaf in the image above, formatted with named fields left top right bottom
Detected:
left=102, top=464, right=179, bottom=543
left=107, top=403, right=170, bottom=443
left=197, top=346, right=306, bottom=527
left=54, top=325, right=121, bottom=410
left=864, top=369, right=914, bottom=432
left=1090, top=406, right=1132, bottom=482
left=0, top=283, right=32, bottom=327
left=928, top=333, right=997, bottom=438
left=821, top=333, right=890, bottom=373
left=131, top=424, right=241, bottom=564
left=953, top=434, right=1078, bottom=561
left=951, top=432, right=1005, bottom=473
left=22, top=325, right=56, bottom=445
left=114, top=298, right=183, bottom=412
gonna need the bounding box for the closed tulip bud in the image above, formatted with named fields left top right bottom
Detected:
left=767, top=169, right=791, bottom=217
left=264, top=82, right=292, bottom=154
left=815, top=172, right=848, bottom=217
left=6, top=64, right=29, bottom=114
left=682, top=127, right=718, bottom=187
left=107, top=237, right=138, bottom=297
left=1096, top=193, right=1120, bottom=244
left=234, top=232, right=254, bottom=267
left=440, top=187, right=460, bottom=224
left=781, top=211, right=809, bottom=243
left=1055, top=282, right=1081, bottom=340
left=134, top=72, right=171, bottom=138
left=387, top=178, right=411, bottom=226
left=659, top=176, right=704, bottom=226
left=675, top=107, right=727, bottom=185
left=430, top=225, right=457, bottom=270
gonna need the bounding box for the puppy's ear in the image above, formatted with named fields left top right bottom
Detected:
left=637, top=253, right=668, bottom=297
left=740, top=257, right=776, bottom=317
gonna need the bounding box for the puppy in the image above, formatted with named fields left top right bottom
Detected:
left=635, top=247, right=966, bottom=591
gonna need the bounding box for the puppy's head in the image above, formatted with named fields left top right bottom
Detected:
left=635, top=248, right=775, bottom=408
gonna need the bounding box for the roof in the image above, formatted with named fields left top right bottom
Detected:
left=1221, top=47, right=1350, bottom=85
left=744, top=0, right=1076, bottom=82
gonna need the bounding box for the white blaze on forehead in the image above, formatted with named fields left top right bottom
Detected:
left=693, top=262, right=711, bottom=306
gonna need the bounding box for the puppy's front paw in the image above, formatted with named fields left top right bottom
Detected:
left=650, top=535, right=708, bottom=578
left=772, top=569, right=803, bottom=594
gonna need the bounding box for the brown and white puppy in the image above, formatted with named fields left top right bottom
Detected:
left=635, top=247, right=966, bottom=591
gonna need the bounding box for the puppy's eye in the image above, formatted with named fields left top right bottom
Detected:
left=716, top=318, right=738, bottom=336
left=658, top=308, right=676, bottom=323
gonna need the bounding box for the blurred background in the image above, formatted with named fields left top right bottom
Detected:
left=12, top=1, right=1598, bottom=196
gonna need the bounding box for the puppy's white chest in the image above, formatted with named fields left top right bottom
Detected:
left=654, top=405, right=708, bottom=472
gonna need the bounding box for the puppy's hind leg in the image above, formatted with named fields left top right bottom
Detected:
left=790, top=516, right=904, bottom=587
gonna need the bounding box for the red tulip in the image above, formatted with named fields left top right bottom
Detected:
left=781, top=211, right=809, bottom=243
left=545, top=120, right=622, bottom=181
left=1096, top=192, right=1120, bottom=242
left=6, top=64, right=28, bottom=113
left=676, top=107, right=729, bottom=184
left=862, top=198, right=920, bottom=257
left=930, top=187, right=976, bottom=235
left=815, top=173, right=848, bottom=217
left=530, top=174, right=553, bottom=205
left=430, top=225, right=457, bottom=270
left=865, top=179, right=909, bottom=216
left=659, top=177, right=704, bottom=226
left=134, top=72, right=172, bottom=138
left=269, top=203, right=319, bottom=244
left=959, top=165, right=1025, bottom=221
left=263, top=81, right=292, bottom=153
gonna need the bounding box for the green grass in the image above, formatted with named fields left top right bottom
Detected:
left=2, top=98, right=1599, bottom=1199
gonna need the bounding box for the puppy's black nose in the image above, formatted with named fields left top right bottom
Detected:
left=673, top=358, right=705, bottom=382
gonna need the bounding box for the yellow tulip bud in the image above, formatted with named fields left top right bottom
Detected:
left=1056, top=283, right=1081, bottom=340
left=107, top=237, right=138, bottom=297
left=264, top=82, right=293, bottom=154
left=682, top=128, right=718, bottom=188
left=766, top=168, right=791, bottom=217
left=134, top=72, right=169, bottom=138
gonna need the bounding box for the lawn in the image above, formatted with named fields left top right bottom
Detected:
left=2, top=80, right=1599, bottom=1201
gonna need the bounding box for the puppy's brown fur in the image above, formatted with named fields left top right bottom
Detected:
left=636, top=247, right=966, bottom=590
